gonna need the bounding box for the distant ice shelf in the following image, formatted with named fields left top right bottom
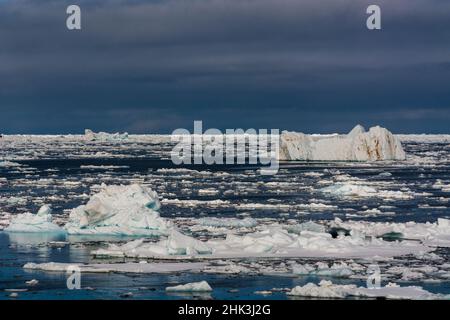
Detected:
left=84, top=129, right=128, bottom=142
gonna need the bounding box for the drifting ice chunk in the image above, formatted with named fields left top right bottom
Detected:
left=93, top=225, right=430, bottom=260
left=23, top=262, right=206, bottom=274
left=285, top=221, right=327, bottom=234
left=292, top=262, right=353, bottom=278
left=5, top=205, right=64, bottom=233
left=0, top=161, right=21, bottom=167
left=95, top=229, right=213, bottom=257
left=287, top=280, right=441, bottom=299
left=198, top=217, right=257, bottom=228
left=320, top=183, right=377, bottom=197
left=279, top=125, right=406, bottom=161
left=84, top=129, right=128, bottom=142
left=165, top=229, right=213, bottom=255
left=64, top=184, right=172, bottom=236
left=332, top=218, right=450, bottom=248
left=166, top=281, right=212, bottom=292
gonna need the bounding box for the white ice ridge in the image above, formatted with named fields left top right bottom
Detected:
left=198, top=217, right=257, bottom=228
left=93, top=225, right=430, bottom=260
left=279, top=125, right=406, bottom=161
left=320, top=183, right=415, bottom=199
left=84, top=129, right=128, bottom=142
left=166, top=281, right=213, bottom=292
left=4, top=205, right=64, bottom=233
left=332, top=218, right=450, bottom=247
left=0, top=160, right=21, bottom=167
left=292, top=262, right=353, bottom=278
left=64, top=184, right=172, bottom=236
left=287, top=280, right=442, bottom=300
left=23, top=262, right=206, bottom=274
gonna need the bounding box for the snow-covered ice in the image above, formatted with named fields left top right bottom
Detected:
left=93, top=225, right=431, bottom=260
left=198, top=217, right=257, bottom=228
left=23, top=261, right=207, bottom=274
left=280, top=125, right=406, bottom=161
left=4, top=205, right=64, bottom=233
left=166, top=281, right=212, bottom=292
left=64, top=184, right=172, bottom=236
left=320, top=183, right=415, bottom=200
left=292, top=262, right=353, bottom=278
left=1, top=132, right=449, bottom=299
left=332, top=218, right=450, bottom=247
left=287, top=280, right=442, bottom=299
left=84, top=129, right=128, bottom=142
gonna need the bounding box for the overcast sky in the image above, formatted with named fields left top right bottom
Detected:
left=1, top=0, right=449, bottom=134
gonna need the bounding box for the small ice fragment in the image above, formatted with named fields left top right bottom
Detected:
left=25, top=279, right=39, bottom=286
left=166, top=281, right=212, bottom=292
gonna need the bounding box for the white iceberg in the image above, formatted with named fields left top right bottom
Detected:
left=4, top=205, right=64, bottom=233
left=95, top=229, right=213, bottom=257
left=285, top=221, right=327, bottom=234
left=287, top=280, right=441, bottom=299
left=84, top=129, right=128, bottom=142
left=320, top=183, right=377, bottom=197
left=332, top=218, right=450, bottom=248
left=64, top=184, right=172, bottom=236
left=279, top=125, right=406, bottom=161
left=23, top=261, right=206, bottom=274
left=166, top=281, right=212, bottom=292
left=292, top=262, right=353, bottom=278
left=93, top=224, right=430, bottom=260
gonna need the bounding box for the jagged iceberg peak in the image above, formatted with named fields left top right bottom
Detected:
left=5, top=205, right=64, bottom=233
left=37, top=204, right=52, bottom=217
left=279, top=125, right=406, bottom=161
left=347, top=124, right=366, bottom=137
left=64, top=184, right=172, bottom=236
left=84, top=129, right=128, bottom=142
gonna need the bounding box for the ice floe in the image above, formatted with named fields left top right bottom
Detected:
left=332, top=218, right=450, bottom=247
left=321, top=183, right=377, bottom=197
left=4, top=205, right=64, bottom=233
left=280, top=125, right=406, bottom=161
left=162, top=198, right=231, bottom=208
left=93, top=225, right=430, bottom=260
left=64, top=184, right=172, bottom=236
left=23, top=261, right=207, bottom=274
left=433, top=180, right=450, bottom=192
left=84, top=129, right=128, bottom=142
left=284, top=221, right=326, bottom=234
left=0, top=212, right=12, bottom=230
left=287, top=280, right=442, bottom=299
left=166, top=281, right=212, bottom=292
left=320, top=183, right=415, bottom=199
left=0, top=160, right=21, bottom=167
left=198, top=217, right=257, bottom=228
left=292, top=262, right=353, bottom=278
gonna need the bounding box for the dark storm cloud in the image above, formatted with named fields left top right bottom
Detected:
left=0, top=0, right=449, bottom=133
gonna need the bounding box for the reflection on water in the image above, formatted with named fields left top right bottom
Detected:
left=6, top=232, right=66, bottom=247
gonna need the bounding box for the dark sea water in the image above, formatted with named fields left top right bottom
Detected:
left=0, top=137, right=449, bottom=299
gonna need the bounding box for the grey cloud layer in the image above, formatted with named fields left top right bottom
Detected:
left=1, top=0, right=449, bottom=133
